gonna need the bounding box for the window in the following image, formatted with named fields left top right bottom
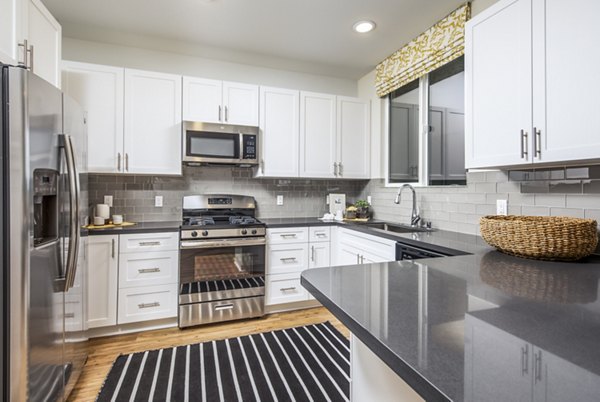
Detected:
left=388, top=56, right=466, bottom=186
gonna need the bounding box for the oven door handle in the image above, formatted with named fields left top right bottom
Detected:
left=180, top=238, right=266, bottom=249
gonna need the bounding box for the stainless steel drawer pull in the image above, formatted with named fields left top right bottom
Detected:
left=520, top=129, right=528, bottom=159
left=311, top=245, right=315, bottom=262
left=64, top=313, right=75, bottom=319
left=534, top=127, right=542, bottom=158
left=280, top=234, right=297, bottom=238
left=138, top=302, right=160, bottom=309
left=280, top=287, right=297, bottom=292
left=138, top=241, right=161, bottom=246
left=214, top=304, right=234, bottom=311
left=138, top=267, right=160, bottom=274
left=280, top=257, right=297, bottom=262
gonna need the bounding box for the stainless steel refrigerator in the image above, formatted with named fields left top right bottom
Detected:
left=1, top=65, right=89, bottom=401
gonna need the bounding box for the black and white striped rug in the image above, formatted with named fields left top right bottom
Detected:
left=97, top=322, right=350, bottom=402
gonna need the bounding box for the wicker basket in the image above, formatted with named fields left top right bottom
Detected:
left=479, top=215, right=598, bottom=261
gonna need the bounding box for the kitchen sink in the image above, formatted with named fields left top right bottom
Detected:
left=365, top=222, right=434, bottom=233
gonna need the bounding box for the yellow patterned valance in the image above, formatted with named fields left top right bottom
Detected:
left=375, top=3, right=471, bottom=98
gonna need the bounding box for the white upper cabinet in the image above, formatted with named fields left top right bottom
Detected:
left=62, top=61, right=124, bottom=173
left=25, top=0, right=61, bottom=87
left=222, top=81, right=259, bottom=126
left=0, top=0, right=23, bottom=65
left=258, top=86, right=300, bottom=177
left=466, top=0, right=600, bottom=169
left=532, top=0, right=600, bottom=164
left=337, top=96, right=370, bottom=178
left=0, top=0, right=61, bottom=87
left=465, top=0, right=532, bottom=169
left=300, top=91, right=337, bottom=178
left=124, top=68, right=182, bottom=175
left=183, top=76, right=259, bottom=126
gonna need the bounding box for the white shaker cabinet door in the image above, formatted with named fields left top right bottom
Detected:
left=532, top=0, right=600, bottom=164
left=0, top=0, right=22, bottom=65
left=465, top=0, right=533, bottom=169
left=223, top=81, right=259, bottom=126
left=182, top=76, right=222, bottom=123
left=87, top=235, right=118, bottom=329
left=300, top=91, right=337, bottom=178
left=124, top=68, right=182, bottom=175
left=26, top=0, right=61, bottom=88
left=62, top=62, right=124, bottom=173
left=337, top=96, right=370, bottom=179
left=258, top=86, right=299, bottom=177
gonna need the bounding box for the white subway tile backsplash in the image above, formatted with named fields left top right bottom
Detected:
left=550, top=208, right=585, bottom=218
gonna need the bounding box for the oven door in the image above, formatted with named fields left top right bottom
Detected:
left=179, top=237, right=266, bottom=304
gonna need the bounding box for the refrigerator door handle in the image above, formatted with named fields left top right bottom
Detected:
left=60, top=134, right=81, bottom=290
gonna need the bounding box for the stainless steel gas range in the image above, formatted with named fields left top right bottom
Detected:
left=178, top=194, right=266, bottom=328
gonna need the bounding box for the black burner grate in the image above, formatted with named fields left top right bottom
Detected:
left=180, top=276, right=265, bottom=295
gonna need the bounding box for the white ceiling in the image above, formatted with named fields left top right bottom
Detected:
left=43, top=0, right=464, bottom=79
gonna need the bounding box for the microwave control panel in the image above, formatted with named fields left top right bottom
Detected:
left=242, top=134, right=257, bottom=160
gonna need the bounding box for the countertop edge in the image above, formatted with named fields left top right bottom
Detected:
left=301, top=273, right=451, bottom=402
left=86, top=221, right=181, bottom=236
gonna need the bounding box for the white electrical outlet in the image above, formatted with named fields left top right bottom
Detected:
left=276, top=195, right=284, bottom=206
left=155, top=196, right=163, bottom=207
left=496, top=199, right=508, bottom=215
left=103, top=195, right=113, bottom=207
left=367, top=195, right=372, bottom=204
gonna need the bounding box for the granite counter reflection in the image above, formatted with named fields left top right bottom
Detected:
left=301, top=251, right=600, bottom=401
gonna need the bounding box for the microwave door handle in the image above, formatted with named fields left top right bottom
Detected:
left=60, top=134, right=81, bottom=290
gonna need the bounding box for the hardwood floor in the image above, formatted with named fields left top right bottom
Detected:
left=68, top=307, right=348, bottom=401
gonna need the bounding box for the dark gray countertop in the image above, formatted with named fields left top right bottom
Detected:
left=301, top=252, right=600, bottom=402
left=86, top=221, right=181, bottom=235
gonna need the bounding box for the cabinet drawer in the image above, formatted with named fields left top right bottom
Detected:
left=119, top=232, right=179, bottom=253
left=118, top=251, right=178, bottom=288
left=266, top=275, right=308, bottom=305
left=117, top=284, right=178, bottom=324
left=64, top=297, right=84, bottom=332
left=267, top=227, right=308, bottom=244
left=309, top=226, right=331, bottom=242
left=268, top=243, right=308, bottom=274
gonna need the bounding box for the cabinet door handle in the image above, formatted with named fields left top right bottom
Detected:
left=280, top=287, right=297, bottom=292
left=111, top=238, right=115, bottom=259
left=360, top=255, right=364, bottom=264
left=139, top=241, right=161, bottom=246
left=214, top=303, right=234, bottom=311
left=534, top=127, right=542, bottom=158
left=117, top=152, right=122, bottom=171
left=280, top=257, right=297, bottom=262
left=138, top=302, right=160, bottom=309
left=316, top=233, right=326, bottom=238
left=224, top=106, right=229, bottom=122
left=338, top=162, right=343, bottom=177
left=28, top=44, right=34, bottom=72
left=521, top=344, right=529, bottom=376
left=311, top=245, right=315, bottom=262
left=534, top=350, right=542, bottom=383
left=138, top=267, right=160, bottom=274
left=218, top=105, right=222, bottom=122
left=356, top=254, right=360, bottom=264
left=125, top=153, right=129, bottom=172
left=17, top=40, right=28, bottom=68
left=333, top=162, right=338, bottom=176
left=280, top=234, right=297, bottom=239
left=260, top=159, right=265, bottom=174
left=520, top=130, right=528, bottom=159
left=64, top=312, right=75, bottom=319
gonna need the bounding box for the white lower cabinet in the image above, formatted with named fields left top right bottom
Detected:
left=266, top=226, right=331, bottom=307
left=335, top=228, right=397, bottom=266
left=117, top=284, right=178, bottom=324
left=87, top=235, right=119, bottom=329
left=87, top=232, right=178, bottom=331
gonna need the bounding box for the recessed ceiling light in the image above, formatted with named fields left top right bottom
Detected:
left=353, top=20, right=376, bottom=34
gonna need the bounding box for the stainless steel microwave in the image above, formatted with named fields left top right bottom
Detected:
left=183, top=121, right=259, bottom=166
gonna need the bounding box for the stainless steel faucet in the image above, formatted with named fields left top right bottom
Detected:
left=394, top=184, right=421, bottom=227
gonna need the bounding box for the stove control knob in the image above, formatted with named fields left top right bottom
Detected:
left=202, top=230, right=209, bottom=237
left=191, top=231, right=198, bottom=238
left=251, top=229, right=258, bottom=235
left=241, top=229, right=248, bottom=235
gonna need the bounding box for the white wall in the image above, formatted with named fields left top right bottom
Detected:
left=62, top=37, right=358, bottom=96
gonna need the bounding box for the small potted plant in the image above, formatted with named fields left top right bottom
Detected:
left=354, top=200, right=370, bottom=219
